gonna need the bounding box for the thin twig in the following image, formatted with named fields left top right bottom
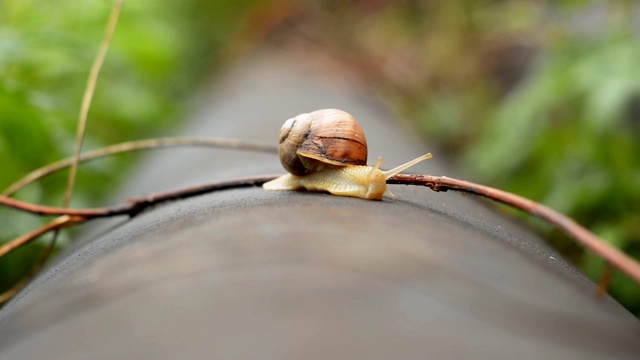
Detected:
left=596, top=262, right=614, bottom=297
left=0, top=215, right=83, bottom=258
left=0, top=1, right=124, bottom=305
left=0, top=229, right=60, bottom=304
left=388, top=174, right=640, bottom=285
left=0, top=175, right=278, bottom=219
left=0, top=174, right=275, bottom=303
left=2, top=137, right=277, bottom=197
left=2, top=172, right=639, bottom=291
left=64, top=0, right=123, bottom=208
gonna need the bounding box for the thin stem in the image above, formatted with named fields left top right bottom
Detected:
left=0, top=216, right=81, bottom=258
left=388, top=174, right=640, bottom=285
left=0, top=1, right=124, bottom=305
left=596, top=262, right=614, bottom=297
left=0, top=175, right=278, bottom=219
left=0, top=174, right=276, bottom=303
left=2, top=137, right=277, bottom=197
left=64, top=0, right=123, bottom=208
left=0, top=229, right=59, bottom=304
left=2, top=172, right=639, bottom=290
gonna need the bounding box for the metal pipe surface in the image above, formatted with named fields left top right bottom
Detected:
left=1, top=49, right=639, bottom=359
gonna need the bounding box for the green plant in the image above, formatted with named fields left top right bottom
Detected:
left=0, top=0, right=258, bottom=294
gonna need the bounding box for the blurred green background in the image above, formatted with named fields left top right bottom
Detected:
left=1, top=0, right=639, bottom=314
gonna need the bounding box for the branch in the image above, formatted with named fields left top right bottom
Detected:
left=64, top=0, right=123, bottom=207
left=3, top=172, right=638, bottom=287
left=388, top=174, right=640, bottom=285
left=0, top=175, right=278, bottom=219
left=2, top=137, right=277, bottom=197
left=0, top=215, right=82, bottom=258
left=0, top=223, right=64, bottom=304
left=1, top=1, right=124, bottom=305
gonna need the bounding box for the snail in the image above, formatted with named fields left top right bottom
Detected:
left=263, top=109, right=432, bottom=200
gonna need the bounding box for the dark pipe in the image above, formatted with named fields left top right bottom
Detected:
left=1, top=49, right=639, bottom=359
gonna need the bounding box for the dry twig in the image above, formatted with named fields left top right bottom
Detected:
left=64, top=0, right=123, bottom=207
left=0, top=175, right=277, bottom=219
left=0, top=216, right=83, bottom=259
left=2, top=137, right=277, bottom=197
left=0, top=0, right=124, bottom=304
left=388, top=174, right=640, bottom=285
left=2, top=173, right=638, bottom=287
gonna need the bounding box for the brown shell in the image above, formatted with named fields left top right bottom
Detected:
left=278, top=109, right=368, bottom=175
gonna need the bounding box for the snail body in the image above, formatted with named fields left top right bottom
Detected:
left=263, top=109, right=432, bottom=200
left=263, top=154, right=432, bottom=200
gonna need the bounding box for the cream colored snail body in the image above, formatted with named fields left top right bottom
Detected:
left=263, top=109, right=432, bottom=200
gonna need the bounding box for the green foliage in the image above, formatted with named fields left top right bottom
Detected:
left=462, top=19, right=640, bottom=313
left=0, top=0, right=257, bottom=295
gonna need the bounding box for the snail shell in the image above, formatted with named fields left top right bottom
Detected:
left=278, top=109, right=368, bottom=175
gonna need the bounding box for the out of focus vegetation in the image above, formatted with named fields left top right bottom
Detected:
left=1, top=0, right=639, bottom=314
left=0, top=0, right=256, bottom=297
